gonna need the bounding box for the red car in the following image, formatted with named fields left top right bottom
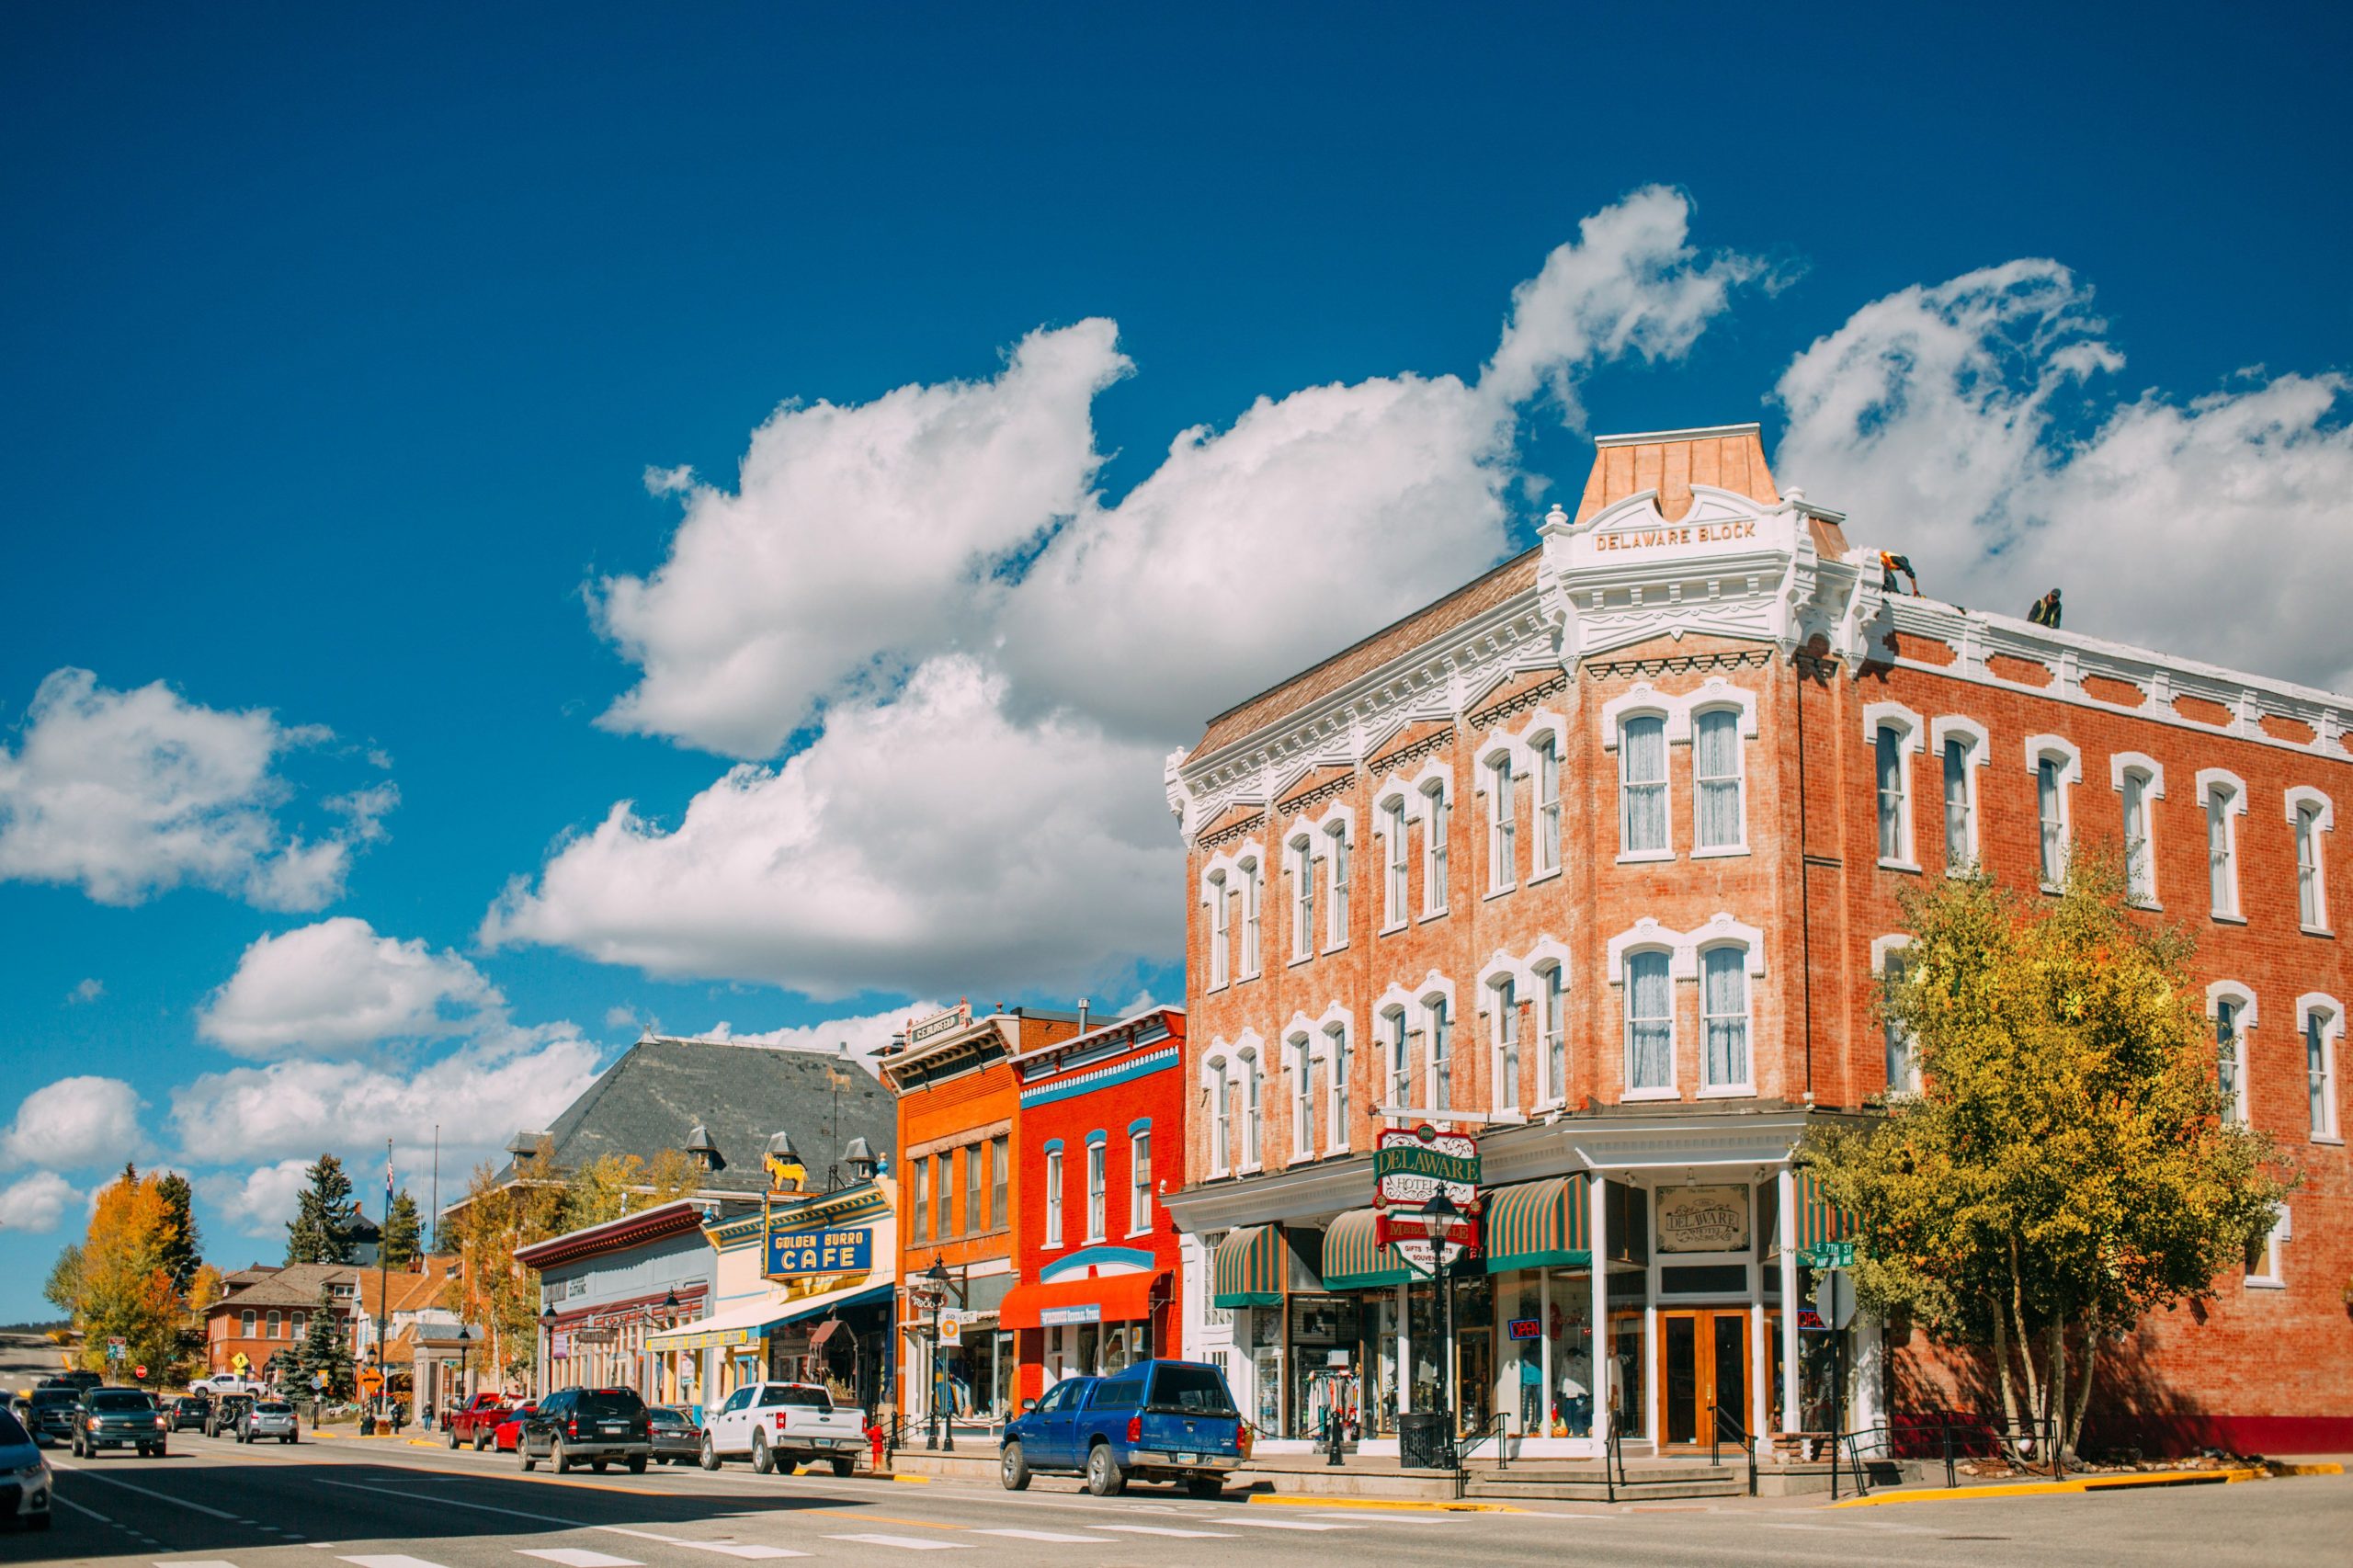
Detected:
left=490, top=1402, right=538, bottom=1452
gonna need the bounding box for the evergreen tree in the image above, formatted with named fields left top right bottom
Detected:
left=381, top=1189, right=423, bottom=1268
left=285, top=1154, right=358, bottom=1265
left=297, top=1282, right=354, bottom=1397
left=154, top=1171, right=202, bottom=1292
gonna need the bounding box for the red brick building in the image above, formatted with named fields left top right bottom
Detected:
left=1161, top=424, right=2349, bottom=1458
left=1000, top=1006, right=1188, bottom=1404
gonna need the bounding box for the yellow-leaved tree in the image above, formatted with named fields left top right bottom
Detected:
left=1805, top=857, right=2291, bottom=1460
left=69, top=1166, right=194, bottom=1384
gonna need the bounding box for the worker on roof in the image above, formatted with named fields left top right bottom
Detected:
left=1878, top=551, right=1919, bottom=596
left=2028, top=587, right=2063, bottom=629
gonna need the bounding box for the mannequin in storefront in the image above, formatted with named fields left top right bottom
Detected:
left=1557, top=1338, right=1592, bottom=1437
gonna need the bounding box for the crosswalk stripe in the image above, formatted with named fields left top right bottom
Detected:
left=824, top=1535, right=966, bottom=1551
left=340, top=1557, right=457, bottom=1568
left=972, top=1530, right=1114, bottom=1543
left=597, top=1532, right=809, bottom=1561
left=154, top=1560, right=241, bottom=1567
left=1221, top=1517, right=1361, bottom=1530
left=1092, top=1526, right=1238, bottom=1538
left=518, top=1553, right=642, bottom=1567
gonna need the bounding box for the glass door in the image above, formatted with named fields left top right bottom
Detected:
left=1658, top=1309, right=1746, bottom=1449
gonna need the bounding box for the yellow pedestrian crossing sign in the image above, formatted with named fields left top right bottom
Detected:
left=233, top=1352, right=250, bottom=1371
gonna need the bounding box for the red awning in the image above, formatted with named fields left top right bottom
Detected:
left=998, top=1272, right=1165, bottom=1331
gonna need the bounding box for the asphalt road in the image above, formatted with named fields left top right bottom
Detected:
left=12, top=1420, right=2351, bottom=1568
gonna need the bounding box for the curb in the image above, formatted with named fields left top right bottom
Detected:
left=1246, top=1494, right=1520, bottom=1513
left=1829, top=1467, right=2268, bottom=1506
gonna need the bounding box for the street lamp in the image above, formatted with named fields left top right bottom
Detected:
left=1391, top=1190, right=1463, bottom=1466
left=454, top=1324, right=472, bottom=1412
left=541, top=1302, right=557, bottom=1402
left=923, top=1258, right=957, bottom=1454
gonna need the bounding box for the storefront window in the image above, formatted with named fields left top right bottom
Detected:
left=1607, top=1307, right=1647, bottom=1439
left=1452, top=1273, right=1494, bottom=1438
left=1288, top=1294, right=1358, bottom=1444
left=1506, top=1277, right=1544, bottom=1437
left=1364, top=1290, right=1401, bottom=1435
left=1407, top=1281, right=1443, bottom=1420
left=1548, top=1271, right=1594, bottom=1437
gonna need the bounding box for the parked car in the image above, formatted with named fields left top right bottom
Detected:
left=23, top=1390, right=79, bottom=1449
left=0, top=1408, right=52, bottom=1532
left=203, top=1394, right=255, bottom=1439
left=1000, top=1359, right=1243, bottom=1497
left=517, top=1387, right=651, bottom=1475
left=442, top=1392, right=514, bottom=1451
left=50, top=1372, right=103, bottom=1395
left=72, top=1388, right=167, bottom=1460
left=166, top=1396, right=210, bottom=1433
left=490, top=1402, right=538, bottom=1452
left=190, top=1372, right=262, bottom=1399
left=699, top=1381, right=864, bottom=1476
left=234, top=1400, right=299, bottom=1444
left=648, top=1405, right=700, bottom=1465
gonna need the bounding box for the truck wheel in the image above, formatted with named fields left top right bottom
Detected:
left=447, top=1426, right=460, bottom=1449
left=999, top=1441, right=1031, bottom=1492
left=1084, top=1442, right=1126, bottom=1497
left=751, top=1432, right=775, bottom=1474
left=628, top=1455, right=648, bottom=1474
left=475, top=1430, right=489, bottom=1451
left=552, top=1437, right=572, bottom=1474
left=701, top=1434, right=722, bottom=1471
left=1186, top=1475, right=1224, bottom=1498
left=830, top=1454, right=854, bottom=1478
left=519, top=1441, right=536, bottom=1472
left=591, top=1459, right=608, bottom=1473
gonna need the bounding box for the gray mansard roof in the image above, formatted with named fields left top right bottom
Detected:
left=492, top=1036, right=898, bottom=1199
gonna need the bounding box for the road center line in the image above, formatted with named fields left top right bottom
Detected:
left=49, top=1463, right=244, bottom=1519
left=317, top=1478, right=582, bottom=1528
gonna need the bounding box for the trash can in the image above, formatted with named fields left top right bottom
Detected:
left=1398, top=1411, right=1457, bottom=1471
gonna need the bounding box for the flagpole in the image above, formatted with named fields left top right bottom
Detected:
left=430, top=1124, right=439, bottom=1261
left=378, top=1138, right=392, bottom=1420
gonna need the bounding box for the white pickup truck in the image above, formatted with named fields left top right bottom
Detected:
left=190, top=1373, right=265, bottom=1399
left=698, top=1381, right=865, bottom=1476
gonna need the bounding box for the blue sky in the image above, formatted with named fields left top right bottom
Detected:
left=4, top=3, right=2348, bottom=1316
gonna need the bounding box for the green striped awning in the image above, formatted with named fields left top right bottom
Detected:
left=1789, top=1169, right=1858, bottom=1265
left=1211, top=1224, right=1284, bottom=1307
left=1321, top=1209, right=1411, bottom=1290
left=1483, top=1175, right=1591, bottom=1273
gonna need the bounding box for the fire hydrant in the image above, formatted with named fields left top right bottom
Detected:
left=868, top=1419, right=886, bottom=1471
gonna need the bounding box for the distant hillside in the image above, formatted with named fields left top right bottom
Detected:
left=0, top=1322, right=67, bottom=1335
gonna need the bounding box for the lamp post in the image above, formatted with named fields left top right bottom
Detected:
left=1391, top=1190, right=1462, bottom=1468
left=541, top=1302, right=557, bottom=1402
left=924, top=1259, right=954, bottom=1453
left=454, top=1324, right=472, bottom=1412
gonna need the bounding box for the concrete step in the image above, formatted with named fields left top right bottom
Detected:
left=1462, top=1472, right=1745, bottom=1501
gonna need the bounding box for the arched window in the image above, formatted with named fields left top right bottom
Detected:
left=1427, top=994, right=1453, bottom=1112
left=1238, top=858, right=1263, bottom=975
left=1539, top=961, right=1567, bottom=1105
left=1382, top=1006, right=1410, bottom=1108
left=1324, top=1022, right=1352, bottom=1152
left=1325, top=822, right=1351, bottom=948
left=2036, top=756, right=2069, bottom=885
left=1045, top=1144, right=1065, bottom=1244
left=1240, top=1050, right=1263, bottom=1167
left=1207, top=1060, right=1231, bottom=1177
left=1876, top=936, right=1917, bottom=1094
left=1534, top=733, right=1563, bottom=874
left=1934, top=719, right=1984, bottom=869
left=2200, top=771, right=2246, bottom=919
left=1492, top=975, right=1520, bottom=1113
left=1876, top=724, right=1911, bottom=864
left=1086, top=1139, right=1108, bottom=1243
left=1290, top=1032, right=1315, bottom=1158
left=1487, top=753, right=1518, bottom=892
left=1421, top=782, right=1450, bottom=915
left=2211, top=985, right=2255, bottom=1127
left=2289, top=790, right=2332, bottom=932
left=1699, top=946, right=1751, bottom=1092
left=1206, top=871, right=1230, bottom=988
left=1289, top=835, right=1316, bottom=962
left=1625, top=949, right=1673, bottom=1093
left=2301, top=996, right=2341, bottom=1141
left=267, top=1310, right=282, bottom=1340
left=1382, top=798, right=1409, bottom=928
left=1693, top=708, right=1745, bottom=851
left=1620, top=715, right=1668, bottom=856
left=2113, top=756, right=2162, bottom=906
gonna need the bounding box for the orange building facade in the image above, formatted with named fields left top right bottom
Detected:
left=1161, top=425, right=2349, bottom=1458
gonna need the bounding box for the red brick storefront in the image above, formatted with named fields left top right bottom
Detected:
left=1002, top=1007, right=1188, bottom=1404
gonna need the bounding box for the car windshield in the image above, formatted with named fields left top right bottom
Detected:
left=88, top=1392, right=155, bottom=1412
left=575, top=1391, right=643, bottom=1417
left=31, top=1391, right=77, bottom=1408
left=256, top=1402, right=292, bottom=1414
left=1146, top=1365, right=1237, bottom=1417
left=0, top=1410, right=28, bottom=1446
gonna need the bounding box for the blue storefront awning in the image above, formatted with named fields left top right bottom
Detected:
left=777, top=1280, right=893, bottom=1324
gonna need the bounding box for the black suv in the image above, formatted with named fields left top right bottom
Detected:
left=518, top=1387, right=651, bottom=1475
left=167, top=1396, right=210, bottom=1433
left=24, top=1389, right=79, bottom=1449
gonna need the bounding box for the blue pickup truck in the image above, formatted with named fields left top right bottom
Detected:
left=999, top=1358, right=1244, bottom=1497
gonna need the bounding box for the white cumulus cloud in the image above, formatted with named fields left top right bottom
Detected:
left=1773, top=260, right=2353, bottom=694
left=197, top=916, right=504, bottom=1058
left=1, top=1075, right=141, bottom=1171
left=0, top=668, right=391, bottom=910
left=681, top=1002, right=942, bottom=1073
left=483, top=655, right=1176, bottom=999
left=0, top=1171, right=78, bottom=1233
left=594, top=320, right=1131, bottom=758
left=197, top=1158, right=317, bottom=1237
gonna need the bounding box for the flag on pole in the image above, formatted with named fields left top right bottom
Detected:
left=386, top=1141, right=396, bottom=1204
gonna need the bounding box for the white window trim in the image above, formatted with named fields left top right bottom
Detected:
left=2207, top=982, right=2256, bottom=1128
left=2245, top=1202, right=2289, bottom=1290
left=2199, top=769, right=2248, bottom=922
left=1605, top=913, right=1766, bottom=982
left=1930, top=715, right=1988, bottom=873
left=1484, top=971, right=1524, bottom=1116
left=1085, top=1140, right=1108, bottom=1244
left=1694, top=939, right=1756, bottom=1097
left=1873, top=933, right=1919, bottom=1096
left=1867, top=701, right=1926, bottom=871
left=2027, top=735, right=2081, bottom=889
left=1372, top=791, right=1411, bottom=935
left=1415, top=973, right=1461, bottom=1112
left=1688, top=701, right=1752, bottom=858
left=1321, top=815, right=1356, bottom=952
left=1235, top=1045, right=1265, bottom=1174
left=2287, top=786, right=2335, bottom=934
left=1313, top=1013, right=1355, bottom=1154
left=1479, top=745, right=1519, bottom=895
left=1129, top=1131, right=1153, bottom=1236
left=2296, top=993, right=2343, bottom=1143
left=1601, top=676, right=1760, bottom=746
left=1287, top=832, right=1317, bottom=965
left=1517, top=711, right=1569, bottom=882
left=1378, top=1000, right=1413, bottom=1115
left=1617, top=943, right=1678, bottom=1100
left=1044, top=1147, right=1065, bottom=1248
left=1236, top=855, right=1264, bottom=977
left=1615, top=711, right=1675, bottom=864
left=1285, top=1030, right=1316, bottom=1165
left=1419, top=778, right=1452, bottom=918
left=2111, top=752, right=2166, bottom=908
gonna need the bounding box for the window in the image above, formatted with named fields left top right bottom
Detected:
left=1241, top=1053, right=1263, bottom=1166
left=1290, top=835, right=1316, bottom=960
left=2207, top=781, right=2242, bottom=918
left=1694, top=709, right=1744, bottom=850
left=1326, top=824, right=1350, bottom=947
left=1942, top=736, right=1976, bottom=867
left=1535, top=734, right=1562, bottom=873
left=2245, top=1205, right=2288, bottom=1288
left=291, top=1311, right=305, bottom=1339
left=935, top=1153, right=952, bottom=1240
left=2306, top=1006, right=2340, bottom=1141
left=1208, top=1062, right=1231, bottom=1176
left=1626, top=950, right=1673, bottom=1093
left=2216, top=997, right=2250, bottom=1126
left=267, top=1310, right=281, bottom=1340
left=1326, top=1023, right=1351, bottom=1149
left=1427, top=996, right=1453, bottom=1112
left=1384, top=1007, right=1410, bottom=1108
left=991, top=1135, right=1009, bottom=1228
left=1207, top=872, right=1230, bottom=987
left=1290, top=1034, right=1314, bottom=1157
left=241, top=1310, right=256, bottom=1337
left=1045, top=1149, right=1064, bottom=1246
left=1382, top=800, right=1408, bottom=926
left=2121, top=767, right=2157, bottom=904
left=1086, top=1142, right=1107, bottom=1243
left=965, top=1140, right=983, bottom=1233
left=1883, top=947, right=1917, bottom=1093
left=1422, top=784, right=1450, bottom=914
left=1540, top=962, right=1567, bottom=1105
left=1240, top=858, right=1262, bottom=974
left=2037, top=756, right=2068, bottom=886
left=1876, top=724, right=1909, bottom=863
left=1488, top=756, right=1518, bottom=890
left=1493, top=977, right=1520, bottom=1112
left=1700, top=947, right=1750, bottom=1091
left=1621, top=715, right=1668, bottom=855
left=2296, top=801, right=2326, bottom=929
left=1131, top=1132, right=1153, bottom=1233
left=911, top=1158, right=930, bottom=1244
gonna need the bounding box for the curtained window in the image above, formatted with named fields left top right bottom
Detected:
left=1694, top=710, right=1743, bottom=849
left=1621, top=716, right=1667, bottom=854
left=1625, top=951, right=1672, bottom=1091
left=1700, top=947, right=1750, bottom=1089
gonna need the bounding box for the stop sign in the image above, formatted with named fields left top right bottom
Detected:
left=134, top=1365, right=147, bottom=1379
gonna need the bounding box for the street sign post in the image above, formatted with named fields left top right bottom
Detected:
left=1813, top=1269, right=1858, bottom=1332
left=106, top=1336, right=125, bottom=1361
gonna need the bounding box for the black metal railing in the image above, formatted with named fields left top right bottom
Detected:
left=1709, top=1404, right=1758, bottom=1496
left=1455, top=1412, right=1511, bottom=1471
left=1601, top=1422, right=1630, bottom=1503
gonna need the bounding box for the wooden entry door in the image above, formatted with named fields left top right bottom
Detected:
left=1660, top=1309, right=1749, bottom=1449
